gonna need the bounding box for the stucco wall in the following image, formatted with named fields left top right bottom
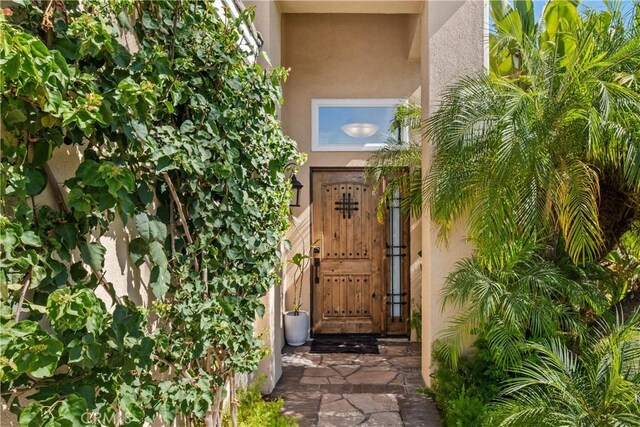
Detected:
left=245, top=0, right=285, bottom=394
left=281, top=13, right=422, bottom=336
left=421, top=0, right=487, bottom=385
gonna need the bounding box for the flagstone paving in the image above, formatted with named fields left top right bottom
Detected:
left=271, top=341, right=442, bottom=427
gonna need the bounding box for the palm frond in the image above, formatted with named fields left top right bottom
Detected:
left=424, top=1, right=640, bottom=265
left=493, top=313, right=640, bottom=426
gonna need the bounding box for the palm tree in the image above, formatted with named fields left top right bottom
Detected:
left=364, top=99, right=423, bottom=221
left=489, top=312, right=640, bottom=426
left=437, top=238, right=612, bottom=368
left=425, top=1, right=640, bottom=266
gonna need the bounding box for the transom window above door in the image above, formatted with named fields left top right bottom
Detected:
left=311, top=99, right=404, bottom=151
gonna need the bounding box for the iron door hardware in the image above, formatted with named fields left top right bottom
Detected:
left=313, top=256, right=320, bottom=284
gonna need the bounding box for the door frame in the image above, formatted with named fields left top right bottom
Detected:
left=309, top=167, right=411, bottom=336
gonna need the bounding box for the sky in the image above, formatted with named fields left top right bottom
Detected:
left=530, top=0, right=637, bottom=20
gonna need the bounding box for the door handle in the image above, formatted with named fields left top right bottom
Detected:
left=313, top=257, right=320, bottom=284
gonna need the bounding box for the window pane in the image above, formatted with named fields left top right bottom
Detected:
left=318, top=105, right=395, bottom=145
left=389, top=189, right=402, bottom=319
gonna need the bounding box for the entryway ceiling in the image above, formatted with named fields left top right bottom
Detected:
left=277, top=0, right=425, bottom=14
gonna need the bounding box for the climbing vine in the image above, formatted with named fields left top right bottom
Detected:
left=0, top=0, right=301, bottom=425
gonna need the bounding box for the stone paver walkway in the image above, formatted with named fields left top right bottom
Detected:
left=271, top=340, right=442, bottom=427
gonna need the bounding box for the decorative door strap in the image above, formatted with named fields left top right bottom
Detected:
left=334, top=192, right=359, bottom=219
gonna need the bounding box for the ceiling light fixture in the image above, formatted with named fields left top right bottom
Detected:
left=341, top=123, right=379, bottom=138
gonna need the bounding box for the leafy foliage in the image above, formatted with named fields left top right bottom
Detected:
left=409, top=299, right=422, bottom=341
left=364, top=98, right=423, bottom=221
left=223, top=376, right=297, bottom=427
left=425, top=338, right=509, bottom=427
left=286, top=238, right=319, bottom=315
left=428, top=2, right=640, bottom=424
left=489, top=313, right=640, bottom=426
left=437, top=239, right=612, bottom=368
left=1, top=0, right=301, bottom=425
left=426, top=0, right=640, bottom=265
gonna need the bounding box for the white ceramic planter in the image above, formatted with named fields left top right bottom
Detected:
left=284, top=310, right=309, bottom=346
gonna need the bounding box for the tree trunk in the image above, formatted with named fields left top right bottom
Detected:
left=597, top=173, right=640, bottom=315
left=597, top=173, right=637, bottom=256
left=230, top=374, right=237, bottom=427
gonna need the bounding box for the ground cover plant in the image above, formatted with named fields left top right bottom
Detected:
left=0, top=0, right=301, bottom=425
left=223, top=376, right=297, bottom=427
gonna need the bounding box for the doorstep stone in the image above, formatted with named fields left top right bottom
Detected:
left=333, top=365, right=359, bottom=377
left=362, top=411, right=403, bottom=426
left=346, top=369, right=397, bottom=384
left=379, top=346, right=409, bottom=356
left=353, top=356, right=386, bottom=366
left=388, top=356, right=421, bottom=368
left=321, top=354, right=358, bottom=365
left=304, top=366, right=338, bottom=377
left=317, top=397, right=366, bottom=426
left=321, top=394, right=343, bottom=404
left=344, top=393, right=399, bottom=413
left=300, top=376, right=329, bottom=385
left=283, top=353, right=322, bottom=367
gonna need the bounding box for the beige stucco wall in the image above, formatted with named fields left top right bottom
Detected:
left=421, top=0, right=487, bottom=385
left=281, top=13, right=423, bottom=337
left=246, top=0, right=285, bottom=394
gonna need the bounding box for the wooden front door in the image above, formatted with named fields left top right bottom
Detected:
left=311, top=170, right=385, bottom=334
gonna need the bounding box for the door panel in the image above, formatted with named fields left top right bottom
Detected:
left=312, top=170, right=385, bottom=334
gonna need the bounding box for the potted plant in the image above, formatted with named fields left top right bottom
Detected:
left=283, top=241, right=317, bottom=346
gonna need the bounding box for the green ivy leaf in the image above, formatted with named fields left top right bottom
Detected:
left=80, top=242, right=106, bottom=271
left=20, top=231, right=41, bottom=247
left=47, top=288, right=107, bottom=334
left=68, top=188, right=93, bottom=214
left=136, top=182, right=154, bottom=206
left=150, top=266, right=170, bottom=299
left=67, top=334, right=102, bottom=369
left=2, top=105, right=27, bottom=126
left=148, top=241, right=168, bottom=268
left=24, top=168, right=47, bottom=196
left=49, top=259, right=69, bottom=286
left=57, top=394, right=89, bottom=426
left=75, top=384, right=96, bottom=410
left=130, top=119, right=149, bottom=141
left=70, top=262, right=88, bottom=282
left=18, top=402, right=44, bottom=426
left=1, top=320, right=63, bottom=380
left=30, top=265, right=47, bottom=288
left=75, top=160, right=101, bottom=185
left=135, top=213, right=167, bottom=242
left=128, top=237, right=149, bottom=267
left=55, top=223, right=78, bottom=249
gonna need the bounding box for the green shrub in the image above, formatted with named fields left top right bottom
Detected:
left=488, top=314, right=640, bottom=426
left=424, top=338, right=509, bottom=427
left=410, top=300, right=422, bottom=341
left=224, top=378, right=297, bottom=427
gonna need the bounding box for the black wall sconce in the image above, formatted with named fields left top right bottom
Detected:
left=290, top=173, right=303, bottom=207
